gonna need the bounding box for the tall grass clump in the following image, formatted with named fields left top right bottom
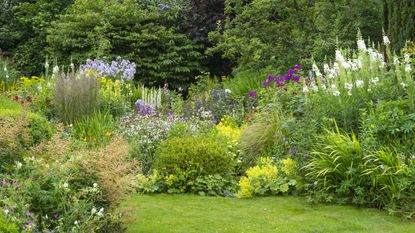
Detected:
left=54, top=71, right=100, bottom=124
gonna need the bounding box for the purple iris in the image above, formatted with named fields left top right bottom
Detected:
left=249, top=91, right=257, bottom=97
left=262, top=81, right=270, bottom=87
left=268, top=74, right=276, bottom=82
left=289, top=69, right=295, bottom=75
left=293, top=76, right=300, bottom=82
left=303, top=154, right=309, bottom=160
left=276, top=80, right=284, bottom=87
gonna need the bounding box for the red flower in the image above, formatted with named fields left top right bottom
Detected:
left=14, top=96, right=19, bottom=101
left=20, top=100, right=25, bottom=106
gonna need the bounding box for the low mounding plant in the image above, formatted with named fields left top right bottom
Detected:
left=81, top=137, right=139, bottom=204
left=237, top=157, right=297, bottom=198
left=54, top=71, right=100, bottom=124
left=155, top=136, right=235, bottom=194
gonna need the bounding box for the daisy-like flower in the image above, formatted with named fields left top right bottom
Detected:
left=333, top=90, right=340, bottom=96
left=302, top=86, right=309, bottom=93
left=63, top=182, right=69, bottom=188
left=345, top=83, right=353, bottom=90
left=400, top=82, right=408, bottom=88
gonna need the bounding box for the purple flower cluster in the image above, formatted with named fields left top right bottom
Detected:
left=262, top=65, right=303, bottom=88
left=135, top=99, right=155, bottom=116
left=81, top=57, right=136, bottom=81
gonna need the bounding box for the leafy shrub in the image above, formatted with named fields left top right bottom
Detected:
left=155, top=136, right=235, bottom=193
left=81, top=137, right=139, bottom=205
left=237, top=157, right=297, bottom=198
left=121, top=113, right=212, bottom=174
left=0, top=140, right=123, bottom=232
left=54, top=71, right=100, bottom=124
left=27, top=112, right=54, bottom=145
left=47, top=0, right=202, bottom=87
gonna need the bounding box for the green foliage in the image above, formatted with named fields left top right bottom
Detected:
left=54, top=72, right=100, bottom=124
left=305, top=127, right=367, bottom=205
left=0, top=214, right=18, bottom=233
left=155, top=136, right=235, bottom=193
left=210, top=0, right=383, bottom=73
left=47, top=0, right=202, bottom=87
left=72, top=111, right=116, bottom=146
left=384, top=0, right=415, bottom=52
left=361, top=100, right=415, bottom=155
left=0, top=0, right=74, bottom=75
left=27, top=112, right=54, bottom=145
left=362, top=148, right=415, bottom=216
left=190, top=174, right=237, bottom=197
left=0, top=143, right=123, bottom=232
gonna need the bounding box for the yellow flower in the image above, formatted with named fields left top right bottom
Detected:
left=83, top=137, right=87, bottom=142
left=105, top=131, right=112, bottom=137
left=280, top=158, right=298, bottom=176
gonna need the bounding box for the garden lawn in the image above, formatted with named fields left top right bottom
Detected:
left=121, top=194, right=415, bottom=233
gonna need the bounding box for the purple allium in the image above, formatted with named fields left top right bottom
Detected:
left=303, top=154, right=309, bottom=160
left=262, top=81, right=269, bottom=87
left=293, top=76, right=300, bottom=82
left=26, top=211, right=32, bottom=216
left=276, top=80, right=284, bottom=87
left=294, top=64, right=303, bottom=70
left=249, top=91, right=257, bottom=98
left=268, top=74, right=276, bottom=82
left=289, top=69, right=295, bottom=75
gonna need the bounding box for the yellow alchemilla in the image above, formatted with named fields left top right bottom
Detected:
left=280, top=158, right=298, bottom=177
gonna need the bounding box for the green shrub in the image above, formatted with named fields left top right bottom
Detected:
left=27, top=112, right=54, bottom=145
left=0, top=214, right=18, bottom=233
left=54, top=72, right=100, bottom=124
left=155, top=136, right=235, bottom=193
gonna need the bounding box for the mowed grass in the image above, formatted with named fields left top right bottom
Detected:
left=121, top=194, right=415, bottom=233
